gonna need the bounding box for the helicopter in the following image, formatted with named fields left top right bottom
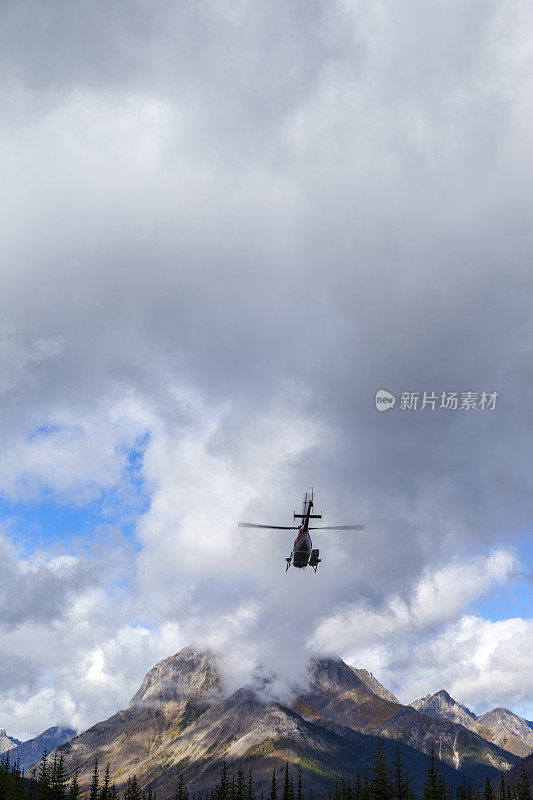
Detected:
left=238, top=488, right=365, bottom=572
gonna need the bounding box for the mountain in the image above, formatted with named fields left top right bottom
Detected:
left=6, top=726, right=76, bottom=771
left=410, top=693, right=533, bottom=759
left=476, top=708, right=533, bottom=758
left=348, top=668, right=400, bottom=704
left=0, top=729, right=21, bottom=753
left=409, top=690, right=481, bottom=732
left=300, top=658, right=515, bottom=780
left=53, top=648, right=225, bottom=793
left=47, top=647, right=519, bottom=798
left=129, top=648, right=221, bottom=707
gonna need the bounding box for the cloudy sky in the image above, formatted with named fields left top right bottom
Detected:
left=1, top=0, right=532, bottom=740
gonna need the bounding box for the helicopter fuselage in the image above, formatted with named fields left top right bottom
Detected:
left=287, top=494, right=321, bottom=571
left=292, top=527, right=313, bottom=568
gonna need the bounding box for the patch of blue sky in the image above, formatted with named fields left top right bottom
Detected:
left=515, top=701, right=533, bottom=722
left=27, top=424, right=70, bottom=441
left=472, top=579, right=531, bottom=621
left=130, top=619, right=153, bottom=631
left=470, top=536, right=532, bottom=622
left=126, top=431, right=150, bottom=473
left=0, top=434, right=152, bottom=556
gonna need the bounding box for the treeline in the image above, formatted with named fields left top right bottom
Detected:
left=324, top=743, right=532, bottom=800
left=0, top=753, right=117, bottom=800
left=1, top=742, right=531, bottom=800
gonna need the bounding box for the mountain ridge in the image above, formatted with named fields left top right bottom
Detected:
left=0, top=729, right=21, bottom=753
left=45, top=647, right=519, bottom=798
left=410, top=691, right=533, bottom=758
left=5, top=726, right=76, bottom=771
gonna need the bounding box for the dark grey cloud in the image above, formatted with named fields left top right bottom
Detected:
left=0, top=531, right=131, bottom=630
left=0, top=0, right=532, bottom=734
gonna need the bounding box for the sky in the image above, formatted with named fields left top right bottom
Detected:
left=0, top=0, right=532, bottom=741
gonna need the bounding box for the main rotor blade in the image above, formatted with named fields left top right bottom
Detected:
left=238, top=522, right=298, bottom=530
left=308, top=525, right=366, bottom=530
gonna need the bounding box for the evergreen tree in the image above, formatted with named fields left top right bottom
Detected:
left=0, top=752, right=25, bottom=800
left=50, top=753, right=67, bottom=800
left=498, top=775, right=506, bottom=800
left=100, top=765, right=111, bottom=800
left=423, top=748, right=443, bottom=800
left=362, top=769, right=370, bottom=800
left=37, top=750, right=51, bottom=800
left=483, top=778, right=495, bottom=800
left=297, top=767, right=303, bottom=800
left=89, top=762, right=99, bottom=800
left=247, top=768, right=255, bottom=800
left=369, top=740, right=392, bottom=800
left=175, top=772, right=189, bottom=800
left=516, top=760, right=532, bottom=800
left=354, top=772, right=362, bottom=800
left=282, top=765, right=291, bottom=800
left=68, top=769, right=80, bottom=800
left=235, top=769, right=246, bottom=800
left=124, top=776, right=141, bottom=800
left=268, top=770, right=277, bottom=800
left=28, top=766, right=38, bottom=800
left=214, top=761, right=230, bottom=800
left=391, top=744, right=414, bottom=800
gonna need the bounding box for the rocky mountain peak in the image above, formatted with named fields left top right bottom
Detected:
left=6, top=726, right=76, bottom=771
left=409, top=692, right=533, bottom=759
left=476, top=707, right=533, bottom=754
left=308, top=656, right=363, bottom=692
left=129, top=646, right=221, bottom=708
left=0, top=729, right=20, bottom=753
left=409, top=689, right=479, bottom=731
left=434, top=690, right=477, bottom=717
left=348, top=667, right=400, bottom=704
left=480, top=707, right=511, bottom=722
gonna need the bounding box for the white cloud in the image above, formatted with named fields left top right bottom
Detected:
left=0, top=395, right=153, bottom=504
left=384, top=615, right=533, bottom=718
left=311, top=549, right=517, bottom=652
left=1, top=0, right=533, bottom=742
left=311, top=552, right=532, bottom=716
